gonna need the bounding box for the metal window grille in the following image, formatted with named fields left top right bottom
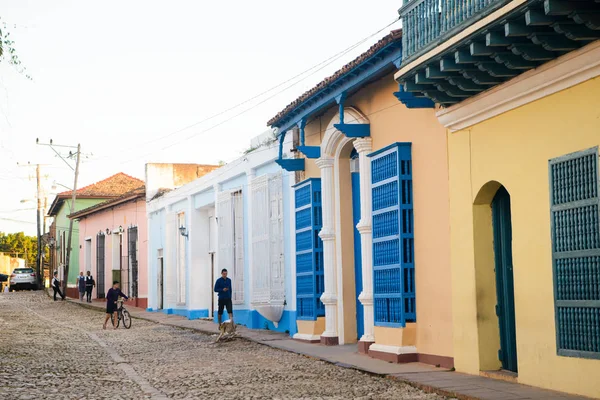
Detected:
left=176, top=213, right=186, bottom=304
left=549, top=147, right=600, bottom=359
left=128, top=226, right=139, bottom=298
left=369, top=142, right=415, bottom=327
left=294, top=178, right=325, bottom=320
left=96, top=233, right=105, bottom=298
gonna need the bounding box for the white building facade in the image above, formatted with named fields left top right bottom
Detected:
left=146, top=132, right=298, bottom=335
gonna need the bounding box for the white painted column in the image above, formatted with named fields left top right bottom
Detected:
left=316, top=156, right=338, bottom=344
left=354, top=138, right=375, bottom=344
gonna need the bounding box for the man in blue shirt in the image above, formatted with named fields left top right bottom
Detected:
left=214, top=268, right=233, bottom=327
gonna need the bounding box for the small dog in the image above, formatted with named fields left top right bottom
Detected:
left=215, top=319, right=237, bottom=343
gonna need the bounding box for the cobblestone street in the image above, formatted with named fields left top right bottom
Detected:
left=0, top=292, right=447, bottom=400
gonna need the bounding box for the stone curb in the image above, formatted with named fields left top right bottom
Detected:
left=65, top=296, right=460, bottom=399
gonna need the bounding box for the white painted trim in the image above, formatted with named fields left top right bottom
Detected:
left=395, top=0, right=528, bottom=81
left=292, top=333, right=321, bottom=342
left=437, top=41, right=600, bottom=132
left=369, top=344, right=418, bottom=355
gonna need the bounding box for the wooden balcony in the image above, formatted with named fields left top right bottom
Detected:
left=399, top=0, right=511, bottom=63
left=395, top=0, right=600, bottom=107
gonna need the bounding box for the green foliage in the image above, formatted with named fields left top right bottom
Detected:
left=0, top=17, right=31, bottom=80
left=0, top=232, right=47, bottom=267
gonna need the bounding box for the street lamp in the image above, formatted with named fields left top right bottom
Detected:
left=51, top=181, right=73, bottom=191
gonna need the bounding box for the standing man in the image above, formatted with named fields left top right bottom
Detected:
left=77, top=272, right=86, bottom=302
left=52, top=271, right=65, bottom=301
left=85, top=271, right=95, bottom=303
left=214, top=268, right=233, bottom=327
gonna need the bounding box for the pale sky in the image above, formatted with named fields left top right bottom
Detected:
left=0, top=0, right=400, bottom=235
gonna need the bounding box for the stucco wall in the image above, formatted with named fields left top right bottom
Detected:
left=56, top=198, right=107, bottom=287
left=447, top=76, right=600, bottom=398
left=76, top=198, right=148, bottom=306
left=300, top=73, right=454, bottom=358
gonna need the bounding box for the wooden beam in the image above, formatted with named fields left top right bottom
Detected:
left=510, top=44, right=556, bottom=61
left=446, top=77, right=488, bottom=92
left=414, top=70, right=436, bottom=84
left=477, top=63, right=519, bottom=78
left=462, top=70, right=503, bottom=85
left=570, top=12, right=600, bottom=31
left=494, top=54, right=538, bottom=69
left=553, top=23, right=600, bottom=40
left=426, top=65, right=454, bottom=79
left=526, top=9, right=560, bottom=26
left=531, top=34, right=579, bottom=51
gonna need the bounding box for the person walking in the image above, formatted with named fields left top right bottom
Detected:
left=103, top=281, right=128, bottom=330
left=77, top=272, right=86, bottom=302
left=214, top=268, right=233, bottom=327
left=85, top=271, right=95, bottom=303
left=52, top=271, right=65, bottom=301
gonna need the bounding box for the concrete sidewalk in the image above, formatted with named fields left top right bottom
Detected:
left=64, top=294, right=593, bottom=400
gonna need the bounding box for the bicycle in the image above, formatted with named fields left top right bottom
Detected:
left=110, top=299, right=132, bottom=329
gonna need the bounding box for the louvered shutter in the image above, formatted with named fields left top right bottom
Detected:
left=232, top=191, right=245, bottom=304
left=251, top=175, right=270, bottom=304
left=96, top=234, right=105, bottom=298
left=295, top=178, right=325, bottom=320
left=549, top=147, right=600, bottom=358
left=269, top=173, right=285, bottom=304
left=369, top=143, right=415, bottom=327
left=251, top=173, right=285, bottom=306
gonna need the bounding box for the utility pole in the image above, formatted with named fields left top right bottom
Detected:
left=37, top=139, right=88, bottom=294
left=17, top=162, right=49, bottom=289
left=63, top=144, right=81, bottom=295
left=36, top=164, right=42, bottom=288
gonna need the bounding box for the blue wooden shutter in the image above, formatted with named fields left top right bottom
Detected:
left=549, top=147, right=600, bottom=359
left=369, top=143, right=415, bottom=327
left=294, top=178, right=325, bottom=320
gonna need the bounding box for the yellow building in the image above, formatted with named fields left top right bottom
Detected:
left=395, top=0, right=600, bottom=397
left=268, top=30, right=454, bottom=367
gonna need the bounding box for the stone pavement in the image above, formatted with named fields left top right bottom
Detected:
left=64, top=293, right=596, bottom=400
left=3, top=291, right=445, bottom=399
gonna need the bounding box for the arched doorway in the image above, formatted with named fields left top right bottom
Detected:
left=473, top=182, right=518, bottom=373
left=491, top=187, right=518, bottom=373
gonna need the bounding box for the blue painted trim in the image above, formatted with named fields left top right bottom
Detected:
left=368, top=142, right=412, bottom=159
left=276, top=158, right=305, bottom=171
left=334, top=123, right=370, bottom=138
left=210, top=310, right=297, bottom=336
left=335, top=92, right=347, bottom=124
left=298, top=119, right=307, bottom=146
left=393, top=86, right=435, bottom=109
left=271, top=43, right=403, bottom=133
left=162, top=308, right=174, bottom=315
left=297, top=145, right=321, bottom=159
left=146, top=308, right=153, bottom=312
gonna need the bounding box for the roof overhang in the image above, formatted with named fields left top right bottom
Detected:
left=395, top=0, right=600, bottom=107
left=47, top=195, right=116, bottom=217
left=67, top=192, right=145, bottom=220
left=270, top=38, right=404, bottom=134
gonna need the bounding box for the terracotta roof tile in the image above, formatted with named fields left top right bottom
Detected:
left=267, top=29, right=403, bottom=127
left=58, top=172, right=144, bottom=197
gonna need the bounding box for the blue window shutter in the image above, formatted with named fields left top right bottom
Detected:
left=369, top=143, right=415, bottom=327
left=549, top=147, right=600, bottom=359
left=295, top=178, right=325, bottom=320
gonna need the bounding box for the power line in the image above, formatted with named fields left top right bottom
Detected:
left=90, top=18, right=400, bottom=165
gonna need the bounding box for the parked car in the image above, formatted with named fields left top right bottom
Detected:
left=9, top=268, right=38, bottom=291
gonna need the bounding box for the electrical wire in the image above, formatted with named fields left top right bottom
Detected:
left=89, top=18, right=400, bottom=165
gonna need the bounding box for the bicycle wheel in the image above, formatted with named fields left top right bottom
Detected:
left=122, top=310, right=132, bottom=329
left=111, top=312, right=121, bottom=328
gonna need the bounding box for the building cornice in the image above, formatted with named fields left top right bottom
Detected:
left=436, top=40, right=600, bottom=132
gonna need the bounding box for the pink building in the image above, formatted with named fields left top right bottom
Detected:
left=69, top=185, right=148, bottom=309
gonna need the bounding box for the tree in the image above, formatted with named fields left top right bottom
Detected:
left=0, top=232, right=47, bottom=268
left=0, top=17, right=31, bottom=79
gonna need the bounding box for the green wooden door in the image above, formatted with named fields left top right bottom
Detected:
left=492, top=187, right=518, bottom=373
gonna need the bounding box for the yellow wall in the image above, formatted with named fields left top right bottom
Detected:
left=448, top=76, right=600, bottom=398
left=301, top=74, right=454, bottom=358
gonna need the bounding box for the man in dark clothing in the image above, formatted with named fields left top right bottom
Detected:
left=85, top=271, right=95, bottom=303
left=214, top=268, right=233, bottom=326
left=103, top=281, right=128, bottom=330
left=51, top=271, right=65, bottom=301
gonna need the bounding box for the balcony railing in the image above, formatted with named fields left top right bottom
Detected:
left=399, top=0, right=511, bottom=63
